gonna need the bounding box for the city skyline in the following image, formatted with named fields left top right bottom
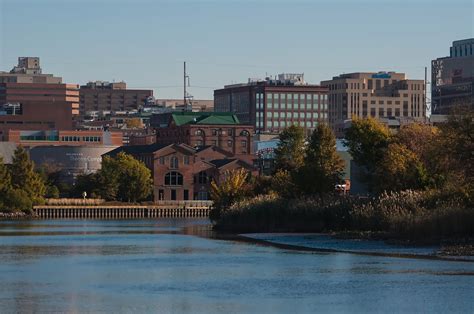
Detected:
left=1, top=0, right=473, bottom=99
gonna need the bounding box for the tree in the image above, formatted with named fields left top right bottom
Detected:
left=10, top=146, right=46, bottom=204
left=95, top=152, right=152, bottom=202
left=0, top=156, right=12, bottom=208
left=274, top=125, right=306, bottom=173
left=210, top=168, right=249, bottom=221
left=377, top=143, right=429, bottom=192
left=394, top=123, right=444, bottom=188
left=125, top=118, right=143, bottom=129
left=344, top=118, right=391, bottom=192
left=297, top=124, right=345, bottom=196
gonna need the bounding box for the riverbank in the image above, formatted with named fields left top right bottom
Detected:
left=212, top=191, right=474, bottom=256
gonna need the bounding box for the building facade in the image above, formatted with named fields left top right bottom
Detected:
left=0, top=57, right=63, bottom=84
left=105, top=143, right=257, bottom=201
left=0, top=82, right=80, bottom=140
left=431, top=38, right=474, bottom=115
left=151, top=112, right=254, bottom=159
left=5, top=129, right=123, bottom=147
left=79, top=81, right=153, bottom=117
left=214, top=74, right=328, bottom=134
left=29, top=145, right=119, bottom=184
left=321, top=72, right=426, bottom=137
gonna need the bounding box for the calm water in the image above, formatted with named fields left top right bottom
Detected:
left=0, top=220, right=473, bottom=313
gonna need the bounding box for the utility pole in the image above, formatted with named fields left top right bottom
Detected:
left=184, top=61, right=187, bottom=109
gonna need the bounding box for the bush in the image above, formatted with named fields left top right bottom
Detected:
left=5, top=189, right=33, bottom=213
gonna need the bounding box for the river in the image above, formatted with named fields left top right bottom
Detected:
left=0, top=219, right=472, bottom=313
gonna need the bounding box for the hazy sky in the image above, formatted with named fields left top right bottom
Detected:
left=1, top=0, right=473, bottom=99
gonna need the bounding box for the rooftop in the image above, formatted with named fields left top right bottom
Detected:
left=171, top=112, right=241, bottom=126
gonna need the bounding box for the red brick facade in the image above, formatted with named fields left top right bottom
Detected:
left=105, top=143, right=257, bottom=201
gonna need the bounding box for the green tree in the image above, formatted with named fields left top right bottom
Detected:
left=297, top=124, right=345, bottom=196
left=96, top=152, right=152, bottom=202
left=344, top=118, right=391, bottom=192
left=10, top=146, right=46, bottom=204
left=0, top=156, right=12, bottom=209
left=274, top=125, right=306, bottom=173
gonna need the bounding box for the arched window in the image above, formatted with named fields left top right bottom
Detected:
left=170, top=156, right=178, bottom=169
left=240, top=130, right=250, bottom=136
left=164, top=171, right=183, bottom=186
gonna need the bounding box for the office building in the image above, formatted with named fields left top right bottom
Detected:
left=214, top=74, right=329, bottom=134
left=0, top=82, right=80, bottom=140
left=0, top=57, right=62, bottom=84
left=79, top=81, right=153, bottom=116
left=321, top=72, right=426, bottom=137
left=431, top=38, right=474, bottom=116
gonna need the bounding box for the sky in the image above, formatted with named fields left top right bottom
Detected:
left=0, top=0, right=473, bottom=99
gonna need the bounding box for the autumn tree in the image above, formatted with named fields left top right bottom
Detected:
left=377, top=143, right=429, bottom=192
left=210, top=168, right=249, bottom=221
left=297, top=124, right=345, bottom=196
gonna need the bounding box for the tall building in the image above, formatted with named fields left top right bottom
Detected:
left=0, top=57, right=62, bottom=84
left=321, top=72, right=426, bottom=137
left=214, top=74, right=328, bottom=134
left=431, top=38, right=474, bottom=115
left=79, top=81, right=153, bottom=116
left=0, top=83, right=80, bottom=140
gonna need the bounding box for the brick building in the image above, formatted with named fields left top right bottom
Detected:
left=214, top=74, right=329, bottom=135
left=105, top=143, right=257, bottom=201
left=321, top=72, right=426, bottom=137
left=150, top=112, right=254, bottom=159
left=5, top=129, right=123, bottom=147
left=0, top=82, right=80, bottom=140
left=79, top=81, right=153, bottom=117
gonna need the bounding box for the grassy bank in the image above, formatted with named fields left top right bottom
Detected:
left=213, top=189, right=474, bottom=246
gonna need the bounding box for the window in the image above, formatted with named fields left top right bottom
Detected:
left=227, top=140, right=233, bottom=147
left=195, top=129, right=204, bottom=136
left=241, top=140, right=247, bottom=147
left=227, top=129, right=233, bottom=136
left=170, top=156, right=178, bottom=169
left=240, top=130, right=250, bottom=136
left=183, top=190, right=189, bottom=201
left=171, top=189, right=177, bottom=201
left=159, top=157, right=165, bottom=165
left=164, top=171, right=183, bottom=186
left=212, top=129, right=218, bottom=136
left=183, top=155, right=189, bottom=165
left=198, top=171, right=208, bottom=184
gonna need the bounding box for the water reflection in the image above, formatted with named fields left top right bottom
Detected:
left=0, top=219, right=472, bottom=313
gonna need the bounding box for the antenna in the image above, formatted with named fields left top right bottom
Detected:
left=183, top=61, right=193, bottom=111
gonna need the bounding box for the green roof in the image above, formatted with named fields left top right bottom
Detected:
left=171, top=112, right=240, bottom=126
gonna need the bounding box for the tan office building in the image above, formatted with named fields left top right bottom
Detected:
left=321, top=72, right=426, bottom=137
